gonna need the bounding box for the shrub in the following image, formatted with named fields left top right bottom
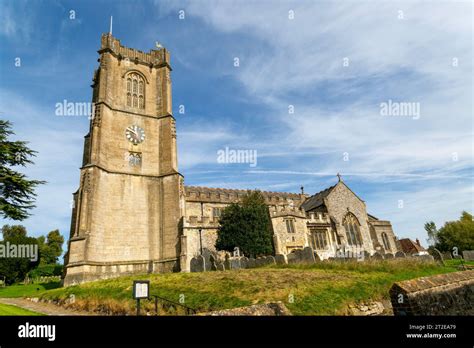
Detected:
left=28, top=264, right=63, bottom=278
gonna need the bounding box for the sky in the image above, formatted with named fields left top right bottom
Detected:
left=0, top=0, right=472, bottom=249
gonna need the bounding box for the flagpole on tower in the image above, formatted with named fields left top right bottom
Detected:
left=109, top=16, right=113, bottom=35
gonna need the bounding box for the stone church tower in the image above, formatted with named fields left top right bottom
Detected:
left=63, top=34, right=184, bottom=286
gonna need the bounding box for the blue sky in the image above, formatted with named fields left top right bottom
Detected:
left=0, top=0, right=472, bottom=248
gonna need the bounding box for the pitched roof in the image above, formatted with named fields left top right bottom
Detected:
left=300, top=184, right=337, bottom=211
left=368, top=214, right=379, bottom=221
left=398, top=238, right=426, bottom=254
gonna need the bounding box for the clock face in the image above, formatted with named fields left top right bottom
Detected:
left=125, top=125, right=145, bottom=145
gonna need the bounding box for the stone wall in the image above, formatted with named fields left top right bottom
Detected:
left=271, top=207, right=308, bottom=254
left=390, top=270, right=474, bottom=315
left=370, top=220, right=398, bottom=254
left=182, top=189, right=314, bottom=268
left=63, top=33, right=181, bottom=286
left=324, top=182, right=374, bottom=255
left=200, top=302, right=291, bottom=316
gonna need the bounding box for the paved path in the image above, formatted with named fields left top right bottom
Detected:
left=0, top=298, right=95, bottom=316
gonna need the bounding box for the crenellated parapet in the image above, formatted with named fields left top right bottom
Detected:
left=306, top=212, right=331, bottom=224
left=184, top=185, right=307, bottom=205
left=99, top=33, right=171, bottom=69
left=269, top=205, right=307, bottom=219
left=183, top=215, right=220, bottom=228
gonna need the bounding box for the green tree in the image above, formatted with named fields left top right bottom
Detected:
left=424, top=221, right=438, bottom=246
left=434, top=211, right=474, bottom=252
left=37, top=229, right=64, bottom=265
left=1, top=224, right=27, bottom=240
left=0, top=224, right=39, bottom=284
left=0, top=120, right=45, bottom=220
left=216, top=191, right=274, bottom=257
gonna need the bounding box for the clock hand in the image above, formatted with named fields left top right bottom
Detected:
left=127, top=127, right=137, bottom=136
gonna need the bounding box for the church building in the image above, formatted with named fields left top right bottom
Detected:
left=63, top=34, right=398, bottom=285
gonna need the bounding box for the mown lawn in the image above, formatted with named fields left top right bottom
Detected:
left=0, top=303, right=42, bottom=316
left=0, top=282, right=61, bottom=298
left=36, top=259, right=459, bottom=315
left=444, top=259, right=474, bottom=268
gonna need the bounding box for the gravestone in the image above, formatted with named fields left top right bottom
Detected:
left=230, top=257, right=241, bottom=270
left=255, top=257, right=265, bottom=267
left=395, top=251, right=406, bottom=258
left=190, top=255, right=205, bottom=272
left=301, top=247, right=316, bottom=263
left=384, top=253, right=394, bottom=259
left=442, top=252, right=452, bottom=260
left=216, top=262, right=225, bottom=271
left=224, top=254, right=231, bottom=270
left=287, top=251, right=300, bottom=264
left=275, top=254, right=287, bottom=265
left=209, top=254, right=218, bottom=271
left=371, top=252, right=384, bottom=260
left=240, top=257, right=249, bottom=269
left=265, top=256, right=276, bottom=265
left=295, top=249, right=304, bottom=263
left=429, top=248, right=445, bottom=265
left=202, top=249, right=216, bottom=271
left=462, top=250, right=474, bottom=261
left=286, top=253, right=296, bottom=264
left=247, top=258, right=256, bottom=268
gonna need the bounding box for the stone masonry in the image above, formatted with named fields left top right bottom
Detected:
left=390, top=270, right=474, bottom=315
left=63, top=34, right=401, bottom=284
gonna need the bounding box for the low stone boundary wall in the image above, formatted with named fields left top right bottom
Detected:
left=23, top=275, right=62, bottom=285
left=389, top=270, right=474, bottom=315
left=199, top=302, right=291, bottom=316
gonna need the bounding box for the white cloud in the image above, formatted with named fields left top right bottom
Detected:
left=162, top=0, right=472, bottom=180
left=163, top=1, right=470, bottom=95
left=178, top=123, right=246, bottom=169
left=366, top=183, right=473, bottom=245
left=0, top=1, right=35, bottom=42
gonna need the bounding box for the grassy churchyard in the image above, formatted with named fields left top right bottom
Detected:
left=0, top=282, right=61, bottom=298
left=0, top=258, right=470, bottom=316
left=8, top=258, right=466, bottom=316
left=0, top=303, right=42, bottom=316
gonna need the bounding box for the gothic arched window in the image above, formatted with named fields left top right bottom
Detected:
left=309, top=228, right=328, bottom=250
left=125, top=72, right=145, bottom=109
left=382, top=232, right=391, bottom=251
left=343, top=213, right=363, bottom=246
